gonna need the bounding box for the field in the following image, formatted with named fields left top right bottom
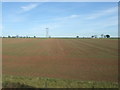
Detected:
left=2, top=38, right=118, bottom=88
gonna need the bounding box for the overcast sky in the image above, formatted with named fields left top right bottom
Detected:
left=2, top=2, right=118, bottom=37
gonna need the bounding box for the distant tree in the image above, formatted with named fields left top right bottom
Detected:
left=8, top=35, right=11, bottom=38
left=106, top=35, right=110, bottom=38
left=104, top=35, right=106, bottom=38
left=34, top=36, right=36, bottom=38
left=12, top=36, right=16, bottom=38
left=101, top=34, right=104, bottom=38
left=76, top=36, right=79, bottom=38
left=94, top=35, right=97, bottom=38
left=16, top=35, right=19, bottom=38
left=26, top=36, right=28, bottom=38
left=49, top=36, right=51, bottom=38
left=91, top=36, right=94, bottom=38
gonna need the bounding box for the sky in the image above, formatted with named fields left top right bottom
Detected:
left=2, top=2, right=118, bottom=37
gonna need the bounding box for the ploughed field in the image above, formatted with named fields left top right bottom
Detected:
left=3, top=38, right=118, bottom=82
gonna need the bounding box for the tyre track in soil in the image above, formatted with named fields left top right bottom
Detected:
left=34, top=39, right=72, bottom=78
left=3, top=39, right=118, bottom=82
left=79, top=39, right=118, bottom=51
left=64, top=39, right=118, bottom=66
left=43, top=39, right=118, bottom=82
left=69, top=39, right=118, bottom=57
left=21, top=39, right=67, bottom=78
left=57, top=39, right=118, bottom=82
left=60, top=39, right=105, bottom=58
left=3, top=39, right=95, bottom=80
left=30, top=39, right=75, bottom=79
left=59, top=39, right=94, bottom=57
left=36, top=39, right=93, bottom=81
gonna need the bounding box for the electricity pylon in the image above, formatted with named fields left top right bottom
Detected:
left=45, top=28, right=49, bottom=38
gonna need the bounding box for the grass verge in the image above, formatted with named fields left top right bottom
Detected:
left=2, top=75, right=118, bottom=88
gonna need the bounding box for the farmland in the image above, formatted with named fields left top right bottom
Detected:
left=2, top=38, right=118, bottom=88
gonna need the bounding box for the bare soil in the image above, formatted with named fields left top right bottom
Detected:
left=2, top=38, right=118, bottom=82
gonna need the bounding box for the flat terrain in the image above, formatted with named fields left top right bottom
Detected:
left=2, top=38, right=118, bottom=83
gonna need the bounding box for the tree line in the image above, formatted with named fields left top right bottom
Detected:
left=76, top=34, right=110, bottom=38
left=3, top=35, right=36, bottom=38
left=2, top=34, right=110, bottom=39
